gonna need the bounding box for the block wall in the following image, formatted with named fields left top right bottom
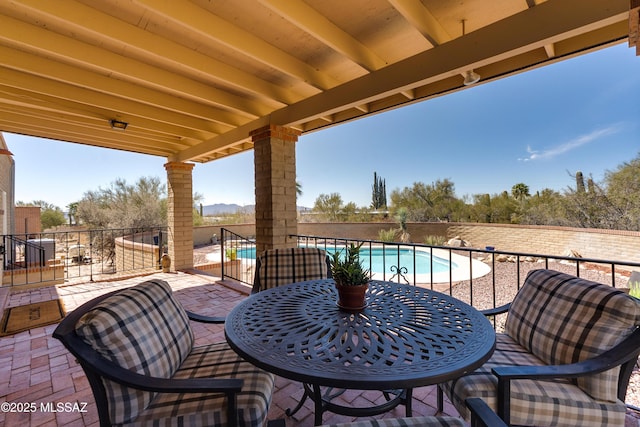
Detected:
left=14, top=206, right=41, bottom=235
left=199, top=222, right=640, bottom=264
left=114, top=233, right=161, bottom=272
left=252, top=125, right=299, bottom=253
left=165, top=162, right=195, bottom=271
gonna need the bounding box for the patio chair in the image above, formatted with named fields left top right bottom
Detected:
left=437, top=269, right=640, bottom=426
left=252, top=247, right=331, bottom=293
left=251, top=247, right=332, bottom=416
left=319, top=398, right=507, bottom=427
left=53, top=279, right=277, bottom=427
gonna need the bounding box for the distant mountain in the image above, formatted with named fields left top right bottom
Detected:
left=201, top=204, right=254, bottom=215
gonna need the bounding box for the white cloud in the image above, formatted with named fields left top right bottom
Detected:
left=518, top=124, right=622, bottom=162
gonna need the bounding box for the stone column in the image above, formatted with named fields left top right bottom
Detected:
left=251, top=125, right=300, bottom=254
left=164, top=161, right=195, bottom=271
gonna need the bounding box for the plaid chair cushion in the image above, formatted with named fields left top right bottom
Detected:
left=440, top=334, right=627, bottom=427
left=127, top=342, right=275, bottom=427
left=253, top=247, right=329, bottom=292
left=505, top=269, right=640, bottom=401
left=75, top=279, right=194, bottom=424
left=320, top=416, right=465, bottom=427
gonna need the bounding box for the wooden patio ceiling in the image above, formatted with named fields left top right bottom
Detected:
left=0, top=0, right=634, bottom=164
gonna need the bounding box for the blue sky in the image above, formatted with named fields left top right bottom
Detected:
left=4, top=43, right=640, bottom=210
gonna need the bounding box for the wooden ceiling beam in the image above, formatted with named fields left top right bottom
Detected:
left=0, top=68, right=225, bottom=137
left=10, top=0, right=301, bottom=106
left=268, top=0, right=628, bottom=127
left=0, top=14, right=268, bottom=118
left=258, top=0, right=387, bottom=71
left=389, top=0, right=452, bottom=47
left=631, top=0, right=640, bottom=55
left=133, top=0, right=339, bottom=90
left=0, top=111, right=182, bottom=156
left=0, top=46, right=244, bottom=129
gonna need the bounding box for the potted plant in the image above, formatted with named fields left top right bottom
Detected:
left=225, top=247, right=237, bottom=261
left=330, top=243, right=371, bottom=311
left=629, top=280, right=640, bottom=299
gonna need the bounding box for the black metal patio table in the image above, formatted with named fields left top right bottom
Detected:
left=224, top=279, right=496, bottom=425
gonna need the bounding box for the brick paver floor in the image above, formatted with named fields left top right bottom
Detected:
left=0, top=271, right=460, bottom=427
left=2, top=271, right=639, bottom=426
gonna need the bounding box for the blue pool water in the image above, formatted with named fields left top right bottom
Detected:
left=236, top=246, right=456, bottom=276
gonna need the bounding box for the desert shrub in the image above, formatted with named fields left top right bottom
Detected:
left=378, top=228, right=398, bottom=242
left=424, top=235, right=446, bottom=246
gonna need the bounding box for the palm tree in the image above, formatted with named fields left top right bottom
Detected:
left=511, top=183, right=530, bottom=202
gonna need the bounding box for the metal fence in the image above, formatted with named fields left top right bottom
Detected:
left=220, top=228, right=256, bottom=285
left=220, top=231, right=640, bottom=311
left=1, top=227, right=167, bottom=287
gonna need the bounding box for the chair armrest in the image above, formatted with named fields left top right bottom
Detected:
left=492, top=327, right=640, bottom=381
left=492, top=327, right=640, bottom=424
left=107, top=368, right=243, bottom=394
left=480, top=303, right=510, bottom=317
left=186, top=310, right=226, bottom=324
left=466, top=398, right=508, bottom=427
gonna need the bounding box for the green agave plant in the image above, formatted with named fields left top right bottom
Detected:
left=330, top=243, right=371, bottom=287
left=629, top=281, right=640, bottom=299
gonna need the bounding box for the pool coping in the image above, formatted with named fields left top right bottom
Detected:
left=367, top=246, right=491, bottom=285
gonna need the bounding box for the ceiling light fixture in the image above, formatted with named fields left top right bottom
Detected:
left=110, top=119, right=128, bottom=130
left=463, top=70, right=481, bottom=86
left=461, top=20, right=480, bottom=86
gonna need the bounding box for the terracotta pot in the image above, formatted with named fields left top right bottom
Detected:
left=335, top=283, right=369, bottom=312
left=161, top=254, right=171, bottom=273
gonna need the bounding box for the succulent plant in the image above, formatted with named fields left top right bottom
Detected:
left=330, top=243, right=371, bottom=287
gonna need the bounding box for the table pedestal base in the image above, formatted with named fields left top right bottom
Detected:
left=286, top=384, right=412, bottom=425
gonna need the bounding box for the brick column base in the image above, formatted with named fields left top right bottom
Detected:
left=164, top=161, right=195, bottom=271
left=252, top=125, right=300, bottom=255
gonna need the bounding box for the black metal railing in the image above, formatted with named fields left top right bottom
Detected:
left=219, top=230, right=640, bottom=311
left=292, top=234, right=640, bottom=311
left=220, top=228, right=255, bottom=285
left=1, top=227, right=167, bottom=286
left=2, top=235, right=46, bottom=269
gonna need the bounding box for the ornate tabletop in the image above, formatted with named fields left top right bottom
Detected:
left=225, top=279, right=495, bottom=422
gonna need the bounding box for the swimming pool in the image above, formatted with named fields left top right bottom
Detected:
left=236, top=245, right=456, bottom=277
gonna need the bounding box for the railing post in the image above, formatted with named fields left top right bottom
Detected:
left=157, top=230, right=163, bottom=268
left=221, top=228, right=226, bottom=280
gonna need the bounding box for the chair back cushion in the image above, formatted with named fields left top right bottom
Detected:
left=505, top=269, right=640, bottom=401
left=253, top=247, right=329, bottom=292
left=75, top=279, right=194, bottom=424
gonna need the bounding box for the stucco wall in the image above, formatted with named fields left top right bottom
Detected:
left=0, top=134, right=14, bottom=236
